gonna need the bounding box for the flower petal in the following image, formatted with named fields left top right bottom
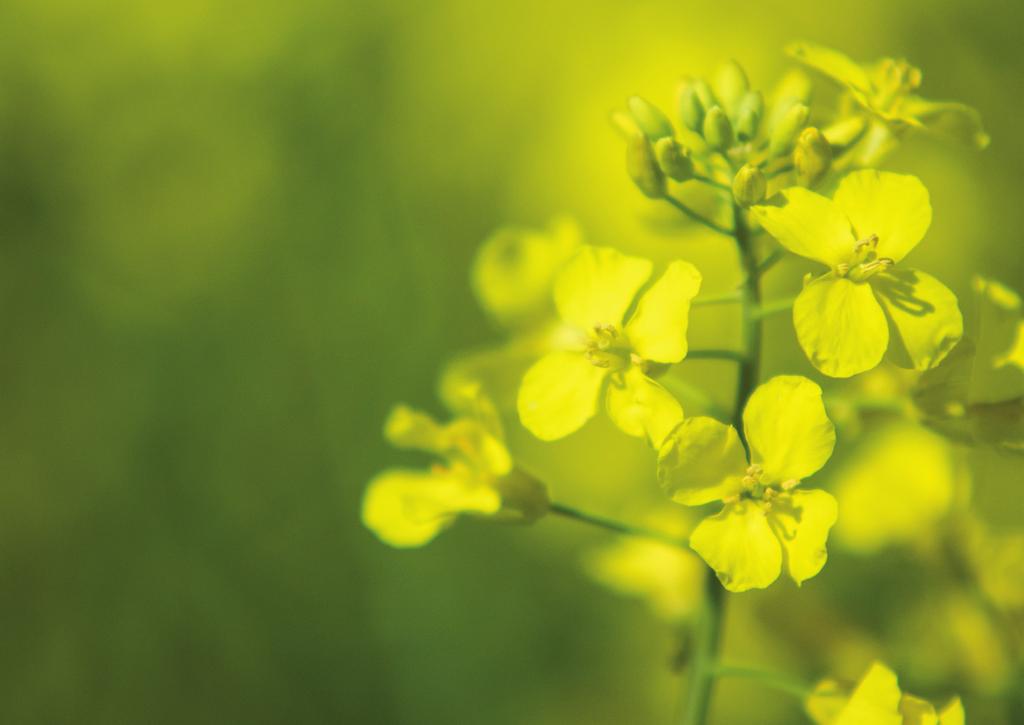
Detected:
left=658, top=416, right=747, bottom=506
left=625, top=260, right=702, bottom=363
left=361, top=469, right=501, bottom=548
left=900, top=695, right=939, bottom=725
left=554, top=245, right=652, bottom=329
left=768, top=489, right=838, bottom=586
left=689, top=500, right=782, bottom=592
left=605, top=366, right=684, bottom=448
left=752, top=188, right=856, bottom=268
left=897, top=95, right=990, bottom=149
left=517, top=351, right=608, bottom=440
left=384, top=404, right=447, bottom=453
left=833, top=170, right=932, bottom=264
left=743, top=376, right=836, bottom=484
left=794, top=276, right=889, bottom=378
left=872, top=269, right=963, bottom=371
left=785, top=41, right=873, bottom=95
left=834, top=662, right=903, bottom=725
left=938, top=697, right=965, bottom=725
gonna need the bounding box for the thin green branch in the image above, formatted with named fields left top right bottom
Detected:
left=753, top=296, right=797, bottom=319
left=713, top=665, right=812, bottom=700
left=660, top=375, right=731, bottom=422
left=691, top=174, right=732, bottom=192
left=664, top=196, right=734, bottom=236
left=756, top=247, right=786, bottom=275
left=691, top=290, right=742, bottom=307
left=548, top=502, right=687, bottom=548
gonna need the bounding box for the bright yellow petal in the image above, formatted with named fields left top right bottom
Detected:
left=785, top=41, right=873, bottom=94
left=768, top=489, right=838, bottom=586
left=872, top=269, right=963, bottom=371
left=689, top=500, right=782, bottom=592
left=937, top=697, right=965, bottom=725
left=900, top=695, right=939, bottom=725
left=743, top=375, right=836, bottom=484
left=625, top=260, right=702, bottom=363
left=833, top=170, right=932, bottom=264
left=834, top=662, right=903, bottom=725
left=752, top=188, right=856, bottom=268
left=805, top=679, right=849, bottom=725
left=554, top=245, right=652, bottom=329
left=657, top=417, right=747, bottom=506
left=383, top=405, right=446, bottom=453
left=518, top=351, right=608, bottom=440
left=794, top=276, right=889, bottom=378
left=605, top=366, right=684, bottom=448
left=361, top=469, right=501, bottom=548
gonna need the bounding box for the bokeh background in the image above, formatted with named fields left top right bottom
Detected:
left=1, top=0, right=1021, bottom=723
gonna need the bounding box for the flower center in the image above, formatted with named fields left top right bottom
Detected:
left=584, top=323, right=628, bottom=369
left=836, top=233, right=894, bottom=281
left=873, top=58, right=922, bottom=111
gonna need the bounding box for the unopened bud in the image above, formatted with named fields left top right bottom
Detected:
left=654, top=137, right=694, bottom=181
left=712, top=60, right=749, bottom=116
left=493, top=470, right=550, bottom=523
left=627, top=96, right=674, bottom=141
left=691, top=79, right=718, bottom=114
left=769, top=102, right=809, bottom=157
left=794, top=127, right=832, bottom=187
left=767, top=69, right=812, bottom=131
left=734, top=91, right=764, bottom=142
left=732, top=164, right=766, bottom=207
left=627, top=133, right=666, bottom=198
left=702, top=106, right=734, bottom=151
left=610, top=110, right=640, bottom=139
left=677, top=82, right=705, bottom=133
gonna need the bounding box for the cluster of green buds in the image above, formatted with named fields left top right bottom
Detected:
left=619, top=60, right=836, bottom=208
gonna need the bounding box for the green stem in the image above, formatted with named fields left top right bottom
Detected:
left=691, top=175, right=732, bottom=192
left=757, top=247, right=786, bottom=275
left=679, top=202, right=763, bottom=725
left=548, top=502, right=686, bottom=548
left=713, top=665, right=812, bottom=700
left=660, top=374, right=731, bottom=422
left=664, top=196, right=734, bottom=236
left=691, top=290, right=742, bottom=307
left=686, top=349, right=746, bottom=363
left=753, top=296, right=796, bottom=319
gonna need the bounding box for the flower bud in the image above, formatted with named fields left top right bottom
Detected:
left=768, top=102, right=809, bottom=157
left=493, top=470, right=550, bottom=523
left=627, top=133, right=666, bottom=198
left=732, top=164, right=766, bottom=207
left=794, top=127, right=832, bottom=187
left=734, top=91, right=764, bottom=142
left=627, top=95, right=674, bottom=141
left=712, top=60, right=749, bottom=116
left=654, top=137, right=694, bottom=181
left=677, top=82, right=705, bottom=133
left=702, top=106, right=734, bottom=151
left=691, top=79, right=718, bottom=114
left=610, top=109, right=640, bottom=139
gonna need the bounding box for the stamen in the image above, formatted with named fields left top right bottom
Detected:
left=854, top=233, right=879, bottom=253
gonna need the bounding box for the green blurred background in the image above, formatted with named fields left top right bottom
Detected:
left=0, top=0, right=1021, bottom=722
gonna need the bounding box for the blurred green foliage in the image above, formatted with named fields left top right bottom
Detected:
left=0, top=0, right=1021, bottom=722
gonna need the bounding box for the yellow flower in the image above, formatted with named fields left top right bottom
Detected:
left=806, top=661, right=965, bottom=725
left=658, top=376, right=838, bottom=592
left=786, top=41, right=989, bottom=150
left=517, top=245, right=702, bottom=447
left=832, top=423, right=957, bottom=554
left=753, top=170, right=963, bottom=378
left=362, top=386, right=548, bottom=548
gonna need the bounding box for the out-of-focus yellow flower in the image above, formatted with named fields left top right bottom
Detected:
left=753, top=170, right=962, bottom=378
left=659, top=376, right=838, bottom=592
left=584, top=510, right=703, bottom=621
left=963, top=517, right=1024, bottom=611
left=913, top=277, right=1024, bottom=454
left=471, top=216, right=582, bottom=329
left=833, top=423, right=957, bottom=553
left=806, top=661, right=964, bottom=725
left=787, top=41, right=989, bottom=151
left=517, top=245, right=701, bottom=447
left=362, top=385, right=548, bottom=548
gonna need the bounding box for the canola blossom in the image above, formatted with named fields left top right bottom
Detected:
left=362, top=388, right=548, bottom=547
left=754, top=170, right=963, bottom=378
left=806, top=661, right=964, bottom=725
left=358, top=42, right=1009, bottom=725
left=658, top=376, right=838, bottom=591
left=517, top=244, right=701, bottom=446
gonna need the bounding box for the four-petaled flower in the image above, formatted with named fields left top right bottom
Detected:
left=754, top=170, right=963, bottom=378
left=517, top=244, right=701, bottom=447
left=362, top=386, right=548, bottom=548
left=658, top=376, right=838, bottom=592
left=787, top=41, right=989, bottom=150
left=806, top=661, right=964, bottom=725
